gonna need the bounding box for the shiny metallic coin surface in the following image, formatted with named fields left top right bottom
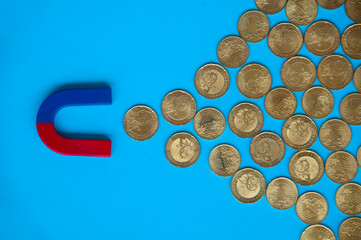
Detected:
left=300, top=224, right=336, bottom=240
left=165, top=132, right=200, bottom=168
left=340, top=93, right=361, bottom=125
left=296, top=192, right=328, bottom=225
left=231, top=168, right=266, bottom=204
left=238, top=10, right=270, bottom=43
left=286, top=0, right=318, bottom=26
left=123, top=105, right=159, bottom=141
left=265, top=88, right=297, bottom=120
left=345, top=0, right=361, bottom=23
left=336, top=183, right=361, bottom=216
left=237, top=63, right=272, bottom=99
left=217, top=36, right=249, bottom=68
left=193, top=107, right=225, bottom=140
left=339, top=217, right=361, bottom=240
left=341, top=24, right=361, bottom=59
left=316, top=0, right=345, bottom=9
left=319, top=119, right=351, bottom=151
left=266, top=177, right=298, bottom=210
left=228, top=102, right=264, bottom=138
left=254, top=0, right=287, bottom=14
left=250, top=132, right=285, bottom=167
left=325, top=151, right=358, bottom=184
left=353, top=65, right=361, bottom=93
left=302, top=86, right=334, bottom=119
left=357, top=147, right=361, bottom=167
left=209, top=144, right=241, bottom=177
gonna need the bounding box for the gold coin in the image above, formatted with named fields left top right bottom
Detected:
left=194, top=63, right=230, bottom=99
left=230, top=168, right=266, bottom=204
left=237, top=64, right=272, bottom=99
left=302, top=86, right=334, bottom=119
left=286, top=0, right=318, bottom=26
left=265, top=88, right=297, bottom=120
left=345, top=0, right=361, bottom=23
left=339, top=217, right=361, bottom=240
left=268, top=23, right=303, bottom=58
left=254, top=0, right=287, bottom=14
left=281, top=56, right=316, bottom=92
left=341, top=24, right=361, bottom=59
left=319, top=119, right=351, bottom=151
left=165, top=132, right=200, bottom=168
left=325, top=151, right=358, bottom=184
left=209, top=144, right=241, bottom=177
left=336, top=183, right=361, bottom=216
left=249, top=132, right=285, bottom=167
left=316, top=0, right=345, bottom=9
left=123, top=105, right=158, bottom=141
left=357, top=147, right=361, bottom=167
left=282, top=115, right=318, bottom=150
left=238, top=10, right=270, bottom=43
left=193, top=107, right=225, bottom=140
left=340, top=93, right=361, bottom=125
left=300, top=224, right=336, bottom=240
left=266, top=177, right=298, bottom=210
left=305, top=21, right=340, bottom=56
left=353, top=65, right=361, bottom=93
left=296, top=192, right=328, bottom=225
left=289, top=150, right=324, bottom=186
left=217, top=36, right=249, bottom=68
left=317, top=54, right=353, bottom=90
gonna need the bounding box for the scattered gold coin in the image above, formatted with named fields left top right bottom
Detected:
left=300, top=224, right=336, bottom=240
left=209, top=144, right=241, bottom=177
left=316, top=0, right=345, bottom=9
left=193, top=107, right=225, bottom=140
left=341, top=24, right=361, bottom=59
left=339, top=217, right=361, bottom=240
left=228, top=102, right=264, bottom=138
left=217, top=36, right=249, bottom=68
left=254, top=0, right=287, bottom=14
left=249, top=132, right=285, bottom=167
left=265, top=88, right=297, bottom=120
left=238, top=10, right=270, bottom=43
left=336, top=183, right=361, bottom=216
left=340, top=93, right=361, bottom=125
left=353, top=65, right=361, bottom=93
left=230, top=168, right=266, bottom=204
left=237, top=63, right=272, bottom=99
left=286, top=0, right=318, bottom=26
left=266, top=177, right=298, bottom=210
left=325, top=151, right=358, bottom=184
left=345, top=0, right=361, bottom=23
left=281, top=56, right=316, bottom=92
left=194, top=64, right=230, bottom=99
left=296, top=192, right=328, bottom=225
left=165, top=132, right=200, bottom=168
left=319, top=119, right=351, bottom=151
left=357, top=147, right=361, bottom=167
left=289, top=150, right=324, bottom=186
left=123, top=105, right=159, bottom=141
left=302, top=86, right=334, bottom=119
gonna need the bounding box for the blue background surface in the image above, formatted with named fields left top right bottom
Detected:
left=0, top=0, right=360, bottom=239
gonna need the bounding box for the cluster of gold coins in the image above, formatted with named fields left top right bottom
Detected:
left=123, top=0, right=361, bottom=239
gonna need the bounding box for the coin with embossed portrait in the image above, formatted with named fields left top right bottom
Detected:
left=340, top=93, right=361, bottom=125
left=325, top=151, right=358, bottom=184
left=230, top=168, right=266, bottom=204
left=238, top=10, right=270, bottom=43
left=339, top=217, right=361, bottom=240
left=357, top=147, right=361, bottom=168
left=193, top=107, right=225, bottom=140
left=305, top=21, right=340, bottom=56
left=254, top=0, right=287, bottom=14
left=286, top=0, right=318, bottom=26
left=265, top=88, right=297, bottom=120
left=296, top=192, right=328, bottom=225
left=281, top=56, right=316, bottom=92
left=302, top=86, right=334, bottom=119
left=250, top=132, right=285, bottom=167
left=353, top=66, right=361, bottom=93
left=345, top=0, right=361, bottom=23
left=165, top=132, right=200, bottom=168
left=217, top=36, right=249, bottom=68
left=209, top=144, right=241, bottom=177
left=266, top=177, right=298, bottom=210
left=341, top=24, right=361, bottom=59
left=289, top=150, right=324, bottom=186
left=237, top=64, right=272, bottom=99
left=194, top=64, right=230, bottom=99
left=301, top=224, right=336, bottom=240
left=319, top=119, right=351, bottom=151
left=228, top=102, right=263, bottom=138
left=336, top=183, right=361, bottom=216
left=268, top=23, right=303, bottom=58
left=123, top=105, right=159, bottom=141
left=317, top=0, right=345, bottom=9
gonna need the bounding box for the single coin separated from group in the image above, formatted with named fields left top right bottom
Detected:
left=123, top=105, right=159, bottom=141
left=325, top=151, right=358, bottom=184
left=339, top=217, right=361, bottom=240
left=289, top=150, right=324, bottom=186
left=317, top=54, right=353, bottom=90
left=302, top=86, right=334, bottom=119
left=249, top=132, right=285, bottom=167
left=286, top=0, right=318, bottom=26
left=238, top=10, right=270, bottom=43
left=265, top=88, right=297, bottom=120
left=345, top=0, right=361, bottom=23
left=268, top=23, right=303, bottom=58
left=230, top=168, right=266, bottom=204
left=340, top=93, right=361, bottom=125
left=281, top=56, right=316, bottom=92
left=300, top=224, right=336, bottom=240
left=165, top=132, right=200, bottom=168
left=357, top=147, right=361, bottom=167
left=228, top=102, right=264, bottom=138
left=319, top=119, right=352, bottom=151
left=336, top=183, right=361, bottom=216
left=194, top=64, right=230, bottom=99
left=353, top=66, right=361, bottom=93
left=266, top=177, right=298, bottom=210
left=193, top=107, right=225, bottom=140
left=341, top=24, right=361, bottom=59
left=217, top=36, right=249, bottom=68
left=209, top=144, right=241, bottom=177
left=296, top=192, right=328, bottom=225
left=316, top=0, right=345, bottom=9
left=304, top=21, right=340, bottom=56
left=254, top=0, right=287, bottom=14
left=237, top=63, right=272, bottom=99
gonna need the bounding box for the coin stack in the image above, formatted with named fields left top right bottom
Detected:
left=123, top=0, right=361, bottom=239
